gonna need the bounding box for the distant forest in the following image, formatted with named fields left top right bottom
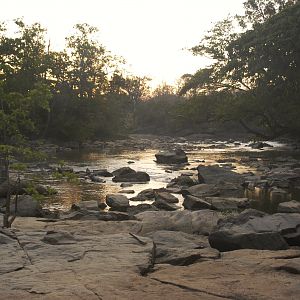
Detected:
left=0, top=0, right=299, bottom=148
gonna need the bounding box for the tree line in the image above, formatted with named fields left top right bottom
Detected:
left=1, top=0, right=300, bottom=146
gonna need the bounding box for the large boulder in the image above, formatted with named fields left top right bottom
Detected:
left=209, top=210, right=300, bottom=251
left=155, top=149, right=188, bottom=164
left=197, top=165, right=244, bottom=197
left=112, top=167, right=150, bottom=183
left=9, top=195, right=42, bottom=217
left=106, top=194, right=130, bottom=211
left=136, top=210, right=221, bottom=235
left=147, top=230, right=219, bottom=265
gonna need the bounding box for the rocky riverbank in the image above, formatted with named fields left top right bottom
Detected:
left=1, top=135, right=300, bottom=299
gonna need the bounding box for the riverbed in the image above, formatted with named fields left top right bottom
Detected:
left=27, top=136, right=299, bottom=212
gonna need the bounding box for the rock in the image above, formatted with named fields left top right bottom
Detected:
left=209, top=211, right=300, bottom=251
left=155, top=192, right=179, bottom=204
left=170, top=174, right=196, bottom=188
left=89, top=175, right=106, bottom=183
left=153, top=199, right=179, bottom=211
left=136, top=210, right=221, bottom=235
left=91, top=169, right=113, bottom=177
left=119, top=190, right=135, bottom=194
left=130, top=189, right=155, bottom=201
left=58, top=166, right=73, bottom=173
left=148, top=230, right=219, bottom=265
left=270, top=188, right=289, bottom=203
left=120, top=183, right=133, bottom=188
left=209, top=230, right=288, bottom=252
left=205, top=197, right=250, bottom=210
left=196, top=165, right=244, bottom=197
left=9, top=195, right=42, bottom=217
left=106, top=194, right=129, bottom=212
left=77, top=200, right=99, bottom=211
left=150, top=249, right=300, bottom=299
left=35, top=185, right=49, bottom=196
left=183, top=195, right=213, bottom=210
left=99, top=202, right=107, bottom=210
left=249, top=141, right=273, bottom=149
left=60, top=210, right=133, bottom=221
left=112, top=167, right=150, bottom=183
left=0, top=180, right=30, bottom=197
left=155, top=149, right=188, bottom=164
left=183, top=184, right=220, bottom=198
left=42, top=231, right=76, bottom=245
left=127, top=204, right=158, bottom=215
left=278, top=200, right=300, bottom=213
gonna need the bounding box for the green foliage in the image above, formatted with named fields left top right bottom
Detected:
left=178, top=0, right=300, bottom=138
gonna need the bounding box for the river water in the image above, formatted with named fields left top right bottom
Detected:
left=31, top=139, right=299, bottom=212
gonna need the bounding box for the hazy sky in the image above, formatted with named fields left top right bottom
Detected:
left=2, top=0, right=245, bottom=86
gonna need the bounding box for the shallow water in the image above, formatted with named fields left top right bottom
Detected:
left=30, top=139, right=299, bottom=212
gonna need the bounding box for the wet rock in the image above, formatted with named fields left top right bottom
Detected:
left=278, top=200, right=300, bottom=213
left=106, top=194, right=129, bottom=211
left=112, top=167, right=150, bottom=182
left=120, top=183, right=133, bottom=188
left=91, top=169, right=113, bottom=177
left=119, top=190, right=135, bottom=194
left=155, top=192, right=179, bottom=204
left=249, top=141, right=273, bottom=149
left=153, top=199, right=179, bottom=211
left=155, top=149, right=188, bottom=164
left=209, top=211, right=300, bottom=251
left=89, top=175, right=106, bottom=183
left=183, top=195, right=213, bottom=210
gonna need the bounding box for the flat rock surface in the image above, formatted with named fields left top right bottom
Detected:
left=0, top=217, right=299, bottom=299
left=150, top=249, right=300, bottom=300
